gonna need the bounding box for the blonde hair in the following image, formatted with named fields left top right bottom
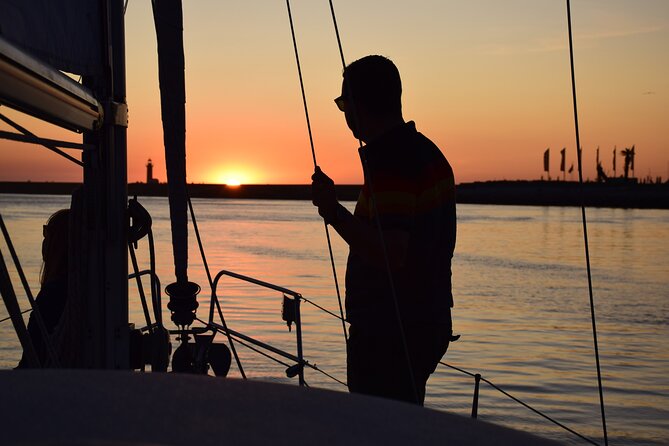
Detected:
left=40, top=209, right=70, bottom=286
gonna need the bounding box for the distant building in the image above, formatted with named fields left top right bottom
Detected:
left=146, top=159, right=159, bottom=184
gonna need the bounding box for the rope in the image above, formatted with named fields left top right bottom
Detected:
left=307, top=362, right=347, bottom=387
left=147, top=230, right=163, bottom=326
left=0, top=308, right=31, bottom=324
left=128, top=243, right=154, bottom=333
left=187, top=192, right=246, bottom=379
left=326, top=0, right=420, bottom=405
left=565, top=2, right=608, bottom=445
left=228, top=333, right=292, bottom=369
left=205, top=318, right=347, bottom=387
left=439, top=362, right=600, bottom=446
left=301, top=296, right=344, bottom=321
left=439, top=361, right=477, bottom=378
left=481, top=376, right=600, bottom=446
left=0, top=111, right=83, bottom=167
left=327, top=0, right=347, bottom=69
left=284, top=0, right=347, bottom=342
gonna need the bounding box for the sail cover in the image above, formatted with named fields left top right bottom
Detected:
left=0, top=0, right=102, bottom=75
left=152, top=0, right=189, bottom=284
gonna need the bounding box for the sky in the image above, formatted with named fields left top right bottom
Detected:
left=1, top=0, right=668, bottom=185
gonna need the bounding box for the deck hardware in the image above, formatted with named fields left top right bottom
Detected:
left=471, top=373, right=482, bottom=418
left=108, top=101, right=128, bottom=127
left=282, top=294, right=296, bottom=332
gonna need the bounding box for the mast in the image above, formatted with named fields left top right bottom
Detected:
left=81, top=0, right=129, bottom=368
left=0, top=0, right=129, bottom=369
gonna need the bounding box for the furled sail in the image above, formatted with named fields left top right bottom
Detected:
left=151, top=0, right=190, bottom=290
left=0, top=0, right=103, bottom=76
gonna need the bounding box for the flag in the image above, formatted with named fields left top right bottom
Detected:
left=568, top=163, right=574, bottom=174
left=543, top=148, right=549, bottom=172
left=560, top=148, right=566, bottom=172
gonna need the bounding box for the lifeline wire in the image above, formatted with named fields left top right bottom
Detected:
left=0, top=308, right=31, bottom=324
left=566, top=2, right=608, bottom=445
left=301, top=296, right=343, bottom=321
left=202, top=317, right=348, bottom=387
left=187, top=192, right=247, bottom=379
left=327, top=0, right=420, bottom=404
left=438, top=361, right=600, bottom=446
left=285, top=0, right=347, bottom=341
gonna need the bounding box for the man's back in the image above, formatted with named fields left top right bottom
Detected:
left=345, top=121, right=456, bottom=326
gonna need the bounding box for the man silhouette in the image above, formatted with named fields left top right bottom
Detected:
left=312, top=55, right=456, bottom=405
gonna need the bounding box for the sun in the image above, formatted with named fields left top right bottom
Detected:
left=214, top=169, right=250, bottom=186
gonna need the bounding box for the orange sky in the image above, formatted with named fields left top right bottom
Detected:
left=1, top=0, right=668, bottom=184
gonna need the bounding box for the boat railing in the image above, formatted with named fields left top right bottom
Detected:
left=209, top=269, right=306, bottom=385
left=200, top=266, right=601, bottom=444
left=3, top=245, right=600, bottom=444
left=437, top=361, right=600, bottom=445
left=274, top=285, right=602, bottom=445
left=4, top=192, right=600, bottom=444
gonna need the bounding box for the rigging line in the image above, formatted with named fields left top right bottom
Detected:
left=438, top=361, right=477, bottom=378
left=199, top=317, right=291, bottom=368
left=307, top=362, right=347, bottom=387
left=481, top=376, right=601, bottom=446
left=285, top=0, right=347, bottom=342
left=227, top=334, right=291, bottom=368
left=566, top=2, right=608, bottom=445
left=301, top=296, right=344, bottom=321
left=327, top=0, right=420, bottom=404
left=0, top=308, right=31, bottom=324
left=360, top=154, right=420, bottom=404
left=0, top=111, right=83, bottom=167
left=211, top=289, right=247, bottom=379
left=128, top=243, right=154, bottom=333
left=147, top=230, right=163, bottom=326
left=327, top=0, right=347, bottom=69
left=186, top=192, right=246, bottom=379
left=438, top=361, right=600, bottom=446
left=204, top=318, right=348, bottom=387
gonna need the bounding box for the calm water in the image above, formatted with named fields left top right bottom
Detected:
left=0, top=194, right=667, bottom=445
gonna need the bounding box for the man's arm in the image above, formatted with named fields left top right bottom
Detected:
left=312, top=167, right=409, bottom=270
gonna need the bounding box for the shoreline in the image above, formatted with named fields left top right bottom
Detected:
left=1, top=180, right=667, bottom=209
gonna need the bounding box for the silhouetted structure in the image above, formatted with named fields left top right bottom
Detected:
left=621, top=146, right=635, bottom=180
left=146, top=159, right=159, bottom=184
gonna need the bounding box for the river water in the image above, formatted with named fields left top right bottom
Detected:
left=0, top=194, right=667, bottom=445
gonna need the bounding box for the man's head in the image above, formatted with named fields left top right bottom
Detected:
left=336, top=55, right=404, bottom=141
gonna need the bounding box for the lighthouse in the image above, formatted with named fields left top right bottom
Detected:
left=146, top=159, right=158, bottom=184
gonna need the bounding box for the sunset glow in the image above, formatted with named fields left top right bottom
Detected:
left=224, top=179, right=242, bottom=187
left=1, top=1, right=668, bottom=184
left=209, top=166, right=257, bottom=186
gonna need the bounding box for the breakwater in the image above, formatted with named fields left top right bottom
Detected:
left=1, top=181, right=667, bottom=209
